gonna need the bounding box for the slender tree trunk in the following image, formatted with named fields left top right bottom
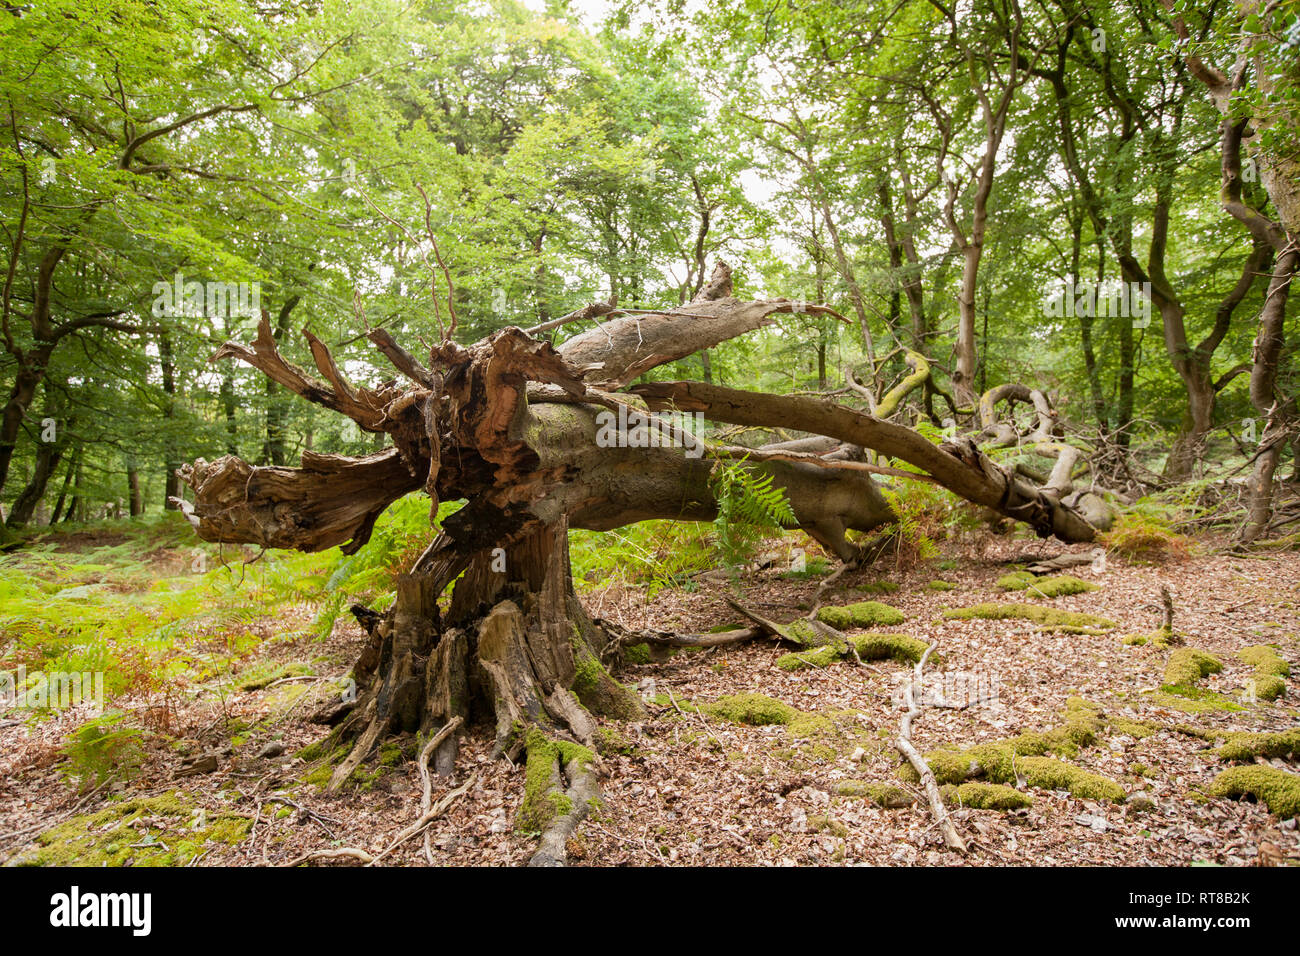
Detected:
left=6, top=436, right=63, bottom=528
left=158, top=331, right=182, bottom=507
left=1240, top=247, right=1300, bottom=542
left=1077, top=221, right=1108, bottom=434
left=127, top=460, right=143, bottom=517
left=63, top=454, right=83, bottom=523
left=49, top=445, right=78, bottom=524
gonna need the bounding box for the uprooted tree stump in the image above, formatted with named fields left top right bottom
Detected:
left=173, top=261, right=1112, bottom=861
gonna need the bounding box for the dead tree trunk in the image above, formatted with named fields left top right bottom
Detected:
left=172, top=263, right=1108, bottom=824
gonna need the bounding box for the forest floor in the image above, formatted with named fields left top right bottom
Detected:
left=1, top=526, right=1298, bottom=867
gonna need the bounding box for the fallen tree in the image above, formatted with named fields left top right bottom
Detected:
left=173, top=262, right=1113, bottom=855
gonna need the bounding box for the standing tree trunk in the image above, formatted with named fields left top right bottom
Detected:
left=126, top=459, right=144, bottom=517
left=159, top=331, right=183, bottom=508
left=5, top=429, right=64, bottom=528
left=49, top=445, right=78, bottom=525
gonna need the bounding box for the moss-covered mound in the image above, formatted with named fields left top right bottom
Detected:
left=897, top=698, right=1125, bottom=801
left=941, top=782, right=1033, bottom=810
left=996, top=570, right=1037, bottom=590
left=815, top=601, right=905, bottom=630
left=1147, top=687, right=1245, bottom=714
left=1207, top=766, right=1300, bottom=819
left=1214, top=728, right=1300, bottom=762
left=854, top=581, right=900, bottom=594
left=834, top=780, right=916, bottom=808
left=776, top=632, right=930, bottom=671
left=998, top=573, right=1098, bottom=598
left=927, top=580, right=958, bottom=591
left=11, top=792, right=252, bottom=866
left=941, top=603, right=1116, bottom=632
left=1162, top=648, right=1222, bottom=689
left=1121, top=626, right=1175, bottom=648
left=700, top=692, right=797, bottom=726
left=775, top=644, right=841, bottom=670
left=1238, top=645, right=1289, bottom=701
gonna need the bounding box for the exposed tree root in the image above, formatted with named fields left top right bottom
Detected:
left=528, top=754, right=600, bottom=867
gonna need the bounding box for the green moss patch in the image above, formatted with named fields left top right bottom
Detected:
left=1207, top=766, right=1300, bottom=819
left=927, top=580, right=958, bottom=591
left=776, top=632, right=929, bottom=671
left=517, top=728, right=594, bottom=833
left=897, top=698, right=1124, bottom=801
left=12, top=792, right=251, bottom=866
left=622, top=643, right=651, bottom=665
left=834, top=780, right=916, bottom=807
left=1148, top=687, right=1245, bottom=714
left=942, top=782, right=1033, bottom=810
left=776, top=644, right=841, bottom=671
left=1015, top=756, right=1126, bottom=801
left=1238, top=645, right=1289, bottom=701
left=594, top=726, right=638, bottom=757
left=1162, top=648, right=1223, bottom=689
left=1121, top=626, right=1175, bottom=648
left=996, top=570, right=1037, bottom=590
left=941, top=603, right=1116, bottom=632
left=998, top=573, right=1098, bottom=597
left=700, top=692, right=798, bottom=726
left=853, top=632, right=930, bottom=663
left=1214, top=728, right=1300, bottom=762
left=815, top=601, right=905, bottom=630
left=784, top=618, right=844, bottom=648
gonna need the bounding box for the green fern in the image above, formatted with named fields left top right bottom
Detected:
left=880, top=485, right=939, bottom=564
left=709, top=460, right=797, bottom=572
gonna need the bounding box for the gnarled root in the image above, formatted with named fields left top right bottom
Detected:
left=318, top=520, right=641, bottom=793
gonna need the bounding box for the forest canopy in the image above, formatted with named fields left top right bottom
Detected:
left=1, top=0, right=1297, bottom=528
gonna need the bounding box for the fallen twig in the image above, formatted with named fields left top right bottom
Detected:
left=895, top=642, right=967, bottom=855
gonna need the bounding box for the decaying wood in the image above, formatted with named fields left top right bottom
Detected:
left=632, top=379, right=1103, bottom=542
left=283, top=847, right=375, bottom=867
left=607, top=624, right=764, bottom=652
left=896, top=641, right=968, bottom=855
left=172, top=449, right=422, bottom=554
left=528, top=755, right=599, bottom=868
left=556, top=261, right=847, bottom=389
left=174, top=259, right=1124, bottom=862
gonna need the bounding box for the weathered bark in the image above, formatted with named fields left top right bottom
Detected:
left=0, top=353, right=50, bottom=499
left=632, top=379, right=1104, bottom=542
left=1166, top=10, right=1300, bottom=538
